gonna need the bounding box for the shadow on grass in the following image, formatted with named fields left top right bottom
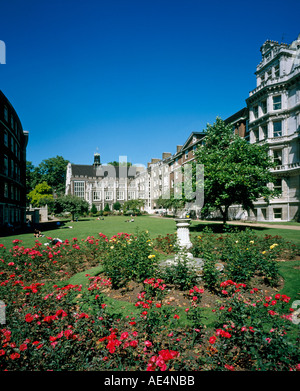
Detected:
left=190, top=222, right=270, bottom=234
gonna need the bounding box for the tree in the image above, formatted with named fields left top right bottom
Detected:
left=108, top=161, right=132, bottom=167
left=27, top=181, right=53, bottom=207
left=26, top=161, right=41, bottom=193
left=113, top=201, right=121, bottom=211
left=37, top=156, right=69, bottom=195
left=54, top=195, right=89, bottom=221
left=26, top=156, right=69, bottom=197
left=123, top=199, right=145, bottom=213
left=90, top=204, right=98, bottom=215
left=192, top=117, right=278, bottom=224
left=155, top=191, right=185, bottom=215
left=104, top=203, right=111, bottom=212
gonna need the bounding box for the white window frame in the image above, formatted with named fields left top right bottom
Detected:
left=273, top=121, right=282, bottom=137
left=93, top=191, right=101, bottom=201
left=74, top=181, right=85, bottom=199
left=104, top=191, right=113, bottom=200
left=117, top=190, right=124, bottom=200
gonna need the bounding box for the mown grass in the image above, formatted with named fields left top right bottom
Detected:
left=1, top=215, right=300, bottom=248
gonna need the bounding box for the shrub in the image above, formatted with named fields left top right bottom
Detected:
left=100, top=231, right=158, bottom=289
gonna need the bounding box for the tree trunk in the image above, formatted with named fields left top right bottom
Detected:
left=218, top=206, right=229, bottom=226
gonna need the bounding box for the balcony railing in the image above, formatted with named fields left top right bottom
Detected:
left=271, top=162, right=300, bottom=172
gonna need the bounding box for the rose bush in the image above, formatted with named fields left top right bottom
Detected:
left=0, top=232, right=299, bottom=371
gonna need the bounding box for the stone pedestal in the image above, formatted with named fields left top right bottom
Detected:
left=175, top=218, right=193, bottom=249
left=174, top=218, right=193, bottom=262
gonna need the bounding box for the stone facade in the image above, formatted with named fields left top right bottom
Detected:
left=65, top=153, right=146, bottom=211
left=226, top=35, right=300, bottom=221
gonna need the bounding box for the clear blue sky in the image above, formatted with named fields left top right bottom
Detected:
left=0, top=0, right=299, bottom=167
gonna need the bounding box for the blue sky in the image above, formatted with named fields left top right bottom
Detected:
left=0, top=0, right=299, bottom=167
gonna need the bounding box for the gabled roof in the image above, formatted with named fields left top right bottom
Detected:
left=224, top=107, right=248, bottom=125
left=180, top=131, right=206, bottom=152
left=70, top=164, right=136, bottom=179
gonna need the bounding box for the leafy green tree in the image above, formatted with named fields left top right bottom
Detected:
left=26, top=161, right=41, bottom=193
left=54, top=194, right=89, bottom=221
left=113, top=201, right=121, bottom=211
left=192, top=117, right=278, bottom=224
left=26, top=156, right=69, bottom=197
left=155, top=191, right=185, bottom=215
left=27, top=181, right=53, bottom=207
left=37, top=156, right=69, bottom=195
left=104, top=203, right=111, bottom=212
left=90, top=204, right=98, bottom=215
left=108, top=161, right=132, bottom=167
left=123, top=199, right=145, bottom=213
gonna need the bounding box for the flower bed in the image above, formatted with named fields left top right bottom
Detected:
left=0, top=231, right=299, bottom=371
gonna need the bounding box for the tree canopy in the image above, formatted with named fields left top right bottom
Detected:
left=26, top=156, right=69, bottom=196
left=27, top=181, right=54, bottom=207
left=192, top=117, right=278, bottom=224
left=54, top=194, right=89, bottom=221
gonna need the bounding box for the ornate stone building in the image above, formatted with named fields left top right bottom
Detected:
left=65, top=153, right=145, bottom=211
left=226, top=34, right=300, bottom=221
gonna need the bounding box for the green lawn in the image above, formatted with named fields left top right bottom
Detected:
left=1, top=215, right=300, bottom=248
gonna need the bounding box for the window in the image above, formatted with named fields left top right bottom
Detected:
left=273, top=95, right=281, bottom=110
left=273, top=178, right=282, bottom=196
left=273, top=208, right=282, bottom=220
left=261, top=125, right=268, bottom=139
left=261, top=100, right=267, bottom=115
left=4, top=182, right=8, bottom=198
left=117, top=191, right=124, bottom=200
left=11, top=185, right=14, bottom=200
left=274, top=63, right=280, bottom=78
left=273, top=121, right=282, bottom=137
left=267, top=68, right=272, bottom=79
left=4, top=130, right=8, bottom=147
left=74, top=181, right=85, bottom=198
left=93, top=191, right=101, bottom=201
left=11, top=115, right=14, bottom=130
left=185, top=151, right=189, bottom=159
left=193, top=145, right=197, bottom=155
left=11, top=159, right=14, bottom=178
left=104, top=191, right=113, bottom=200
left=4, top=106, right=8, bottom=122
left=11, top=137, right=14, bottom=153
left=253, top=105, right=258, bottom=119
left=4, top=155, right=8, bottom=175
left=253, top=129, right=259, bottom=142
left=273, top=149, right=282, bottom=165
left=128, top=191, right=135, bottom=200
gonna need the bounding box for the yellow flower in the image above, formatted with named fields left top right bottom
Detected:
left=148, top=254, right=155, bottom=259
left=198, top=236, right=201, bottom=239
left=249, top=240, right=254, bottom=244
left=110, top=246, right=114, bottom=249
left=270, top=243, right=278, bottom=250
left=262, top=251, right=266, bottom=254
